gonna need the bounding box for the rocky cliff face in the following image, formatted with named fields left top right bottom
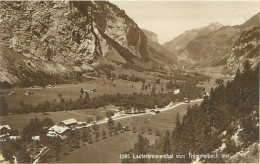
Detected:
left=163, top=22, right=223, bottom=54
left=141, top=29, right=177, bottom=65
left=0, top=1, right=152, bottom=84
left=223, top=25, right=260, bottom=75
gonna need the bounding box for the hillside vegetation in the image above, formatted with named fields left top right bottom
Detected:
left=122, top=61, right=259, bottom=163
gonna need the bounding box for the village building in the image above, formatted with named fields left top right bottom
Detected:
left=150, top=109, right=160, bottom=116
left=32, top=136, right=40, bottom=141
left=0, top=125, right=11, bottom=139
left=9, top=136, right=21, bottom=141
left=59, top=118, right=78, bottom=127
left=173, top=89, right=180, bottom=95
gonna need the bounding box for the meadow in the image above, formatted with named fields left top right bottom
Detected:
left=51, top=101, right=201, bottom=163
left=1, top=79, right=152, bottom=108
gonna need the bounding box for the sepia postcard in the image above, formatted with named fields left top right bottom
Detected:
left=0, top=0, right=259, bottom=163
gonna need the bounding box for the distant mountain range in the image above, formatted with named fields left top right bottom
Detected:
left=163, top=22, right=224, bottom=54
left=163, top=13, right=259, bottom=74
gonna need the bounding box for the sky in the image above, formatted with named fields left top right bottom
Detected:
left=112, top=1, right=260, bottom=44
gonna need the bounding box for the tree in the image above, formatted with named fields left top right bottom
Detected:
left=175, top=112, right=181, bottom=129
left=155, top=129, right=160, bottom=136
left=148, top=128, right=152, bottom=135
left=2, top=147, right=13, bottom=161
left=161, top=84, right=164, bottom=92
left=80, top=88, right=84, bottom=94
left=109, top=127, right=113, bottom=136
left=95, top=131, right=100, bottom=141
left=117, top=122, right=122, bottom=131
left=162, top=130, right=171, bottom=154
left=53, top=138, right=62, bottom=160
left=57, top=93, right=62, bottom=99
left=42, top=118, right=54, bottom=127
left=20, top=100, right=24, bottom=106
left=114, top=128, right=118, bottom=135
left=96, top=115, right=101, bottom=121
left=107, top=116, right=114, bottom=129
left=243, top=60, right=251, bottom=73
left=88, top=134, right=93, bottom=144
left=133, top=127, right=136, bottom=133
left=215, top=79, right=224, bottom=86
left=102, top=130, right=106, bottom=139
left=0, top=96, right=8, bottom=116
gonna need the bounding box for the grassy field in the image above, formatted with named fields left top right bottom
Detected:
left=1, top=79, right=152, bottom=108
left=0, top=106, right=120, bottom=130
left=51, top=101, right=201, bottom=163
left=196, top=66, right=234, bottom=93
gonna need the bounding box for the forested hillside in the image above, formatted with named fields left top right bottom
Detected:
left=122, top=61, right=259, bottom=163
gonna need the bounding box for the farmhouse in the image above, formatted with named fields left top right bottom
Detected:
left=9, top=136, right=21, bottom=140
left=173, top=89, right=180, bottom=95
left=25, top=91, right=34, bottom=95
left=60, top=118, right=78, bottom=127
left=0, top=125, right=10, bottom=135
left=0, top=125, right=11, bottom=141
left=32, top=136, right=40, bottom=141
left=150, top=110, right=160, bottom=116
left=47, top=125, right=69, bottom=138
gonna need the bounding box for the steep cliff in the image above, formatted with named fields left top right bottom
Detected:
left=141, top=29, right=177, bottom=64
left=0, top=1, right=160, bottom=85
left=223, top=25, right=260, bottom=75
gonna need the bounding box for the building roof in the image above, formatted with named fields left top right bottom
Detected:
left=61, top=118, right=77, bottom=125
left=32, top=136, right=40, bottom=141
left=0, top=125, right=11, bottom=130
left=49, top=125, right=69, bottom=134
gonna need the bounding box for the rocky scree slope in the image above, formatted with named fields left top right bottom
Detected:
left=0, top=1, right=161, bottom=85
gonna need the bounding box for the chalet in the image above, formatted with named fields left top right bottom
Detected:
left=150, top=110, right=160, bottom=116
left=0, top=125, right=10, bottom=135
left=32, top=136, right=40, bottom=141
left=9, top=136, right=21, bottom=141
left=8, top=91, right=16, bottom=96
left=60, top=118, right=77, bottom=127
left=122, top=126, right=130, bottom=131
left=25, top=91, right=34, bottom=95
left=0, top=125, right=10, bottom=141
left=48, top=85, right=55, bottom=88
left=173, top=89, right=180, bottom=95
left=47, top=125, right=70, bottom=139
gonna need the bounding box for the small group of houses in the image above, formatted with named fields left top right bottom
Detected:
left=124, top=107, right=145, bottom=114
left=83, top=89, right=96, bottom=94
left=8, top=91, right=16, bottom=96
left=47, top=118, right=87, bottom=139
